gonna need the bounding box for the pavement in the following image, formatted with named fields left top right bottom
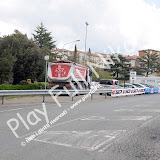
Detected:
left=0, top=94, right=160, bottom=160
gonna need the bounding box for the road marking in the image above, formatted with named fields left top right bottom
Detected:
left=80, top=116, right=106, bottom=120
left=0, top=102, right=75, bottom=113
left=20, top=115, right=152, bottom=139
left=0, top=106, right=42, bottom=113
left=114, top=109, right=160, bottom=112
left=19, top=117, right=85, bottom=138
left=80, top=116, right=152, bottom=121
left=34, top=130, right=126, bottom=152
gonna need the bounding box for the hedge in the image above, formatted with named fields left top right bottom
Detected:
left=0, top=82, right=49, bottom=90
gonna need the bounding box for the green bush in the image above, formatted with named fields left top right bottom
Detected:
left=0, top=82, right=49, bottom=90
left=19, top=80, right=28, bottom=85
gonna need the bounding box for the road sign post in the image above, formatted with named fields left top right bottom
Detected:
left=130, top=71, right=136, bottom=84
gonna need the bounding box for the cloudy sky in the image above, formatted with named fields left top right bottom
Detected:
left=0, top=0, right=160, bottom=55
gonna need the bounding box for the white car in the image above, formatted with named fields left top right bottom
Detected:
left=119, top=83, right=139, bottom=89
left=90, top=82, right=100, bottom=89
left=133, top=83, right=149, bottom=89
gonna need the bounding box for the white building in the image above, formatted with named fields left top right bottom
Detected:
left=52, top=48, right=138, bottom=70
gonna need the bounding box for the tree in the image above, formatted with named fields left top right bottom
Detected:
left=108, top=54, right=130, bottom=79
left=73, top=45, right=78, bottom=62
left=88, top=48, right=91, bottom=55
left=0, top=54, right=14, bottom=83
left=92, top=68, right=114, bottom=81
left=133, top=66, right=145, bottom=76
left=67, top=45, right=79, bottom=63
left=32, top=22, right=56, bottom=49
left=137, top=51, right=160, bottom=77
left=87, top=48, right=92, bottom=62
left=13, top=46, right=45, bottom=84
left=0, top=30, right=45, bottom=84
left=50, top=51, right=64, bottom=61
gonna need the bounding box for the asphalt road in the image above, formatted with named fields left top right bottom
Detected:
left=0, top=94, right=160, bottom=160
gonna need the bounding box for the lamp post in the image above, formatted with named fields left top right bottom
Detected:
left=63, top=40, right=80, bottom=55
left=44, top=55, right=49, bottom=90
left=84, top=22, right=89, bottom=65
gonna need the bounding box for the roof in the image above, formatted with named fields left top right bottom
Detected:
left=139, top=49, right=160, bottom=52
left=52, top=48, right=110, bottom=57
left=51, top=60, right=88, bottom=68
left=123, top=55, right=137, bottom=60
left=52, top=48, right=72, bottom=53
left=52, top=60, right=71, bottom=63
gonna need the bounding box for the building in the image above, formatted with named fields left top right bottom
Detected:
left=123, top=55, right=138, bottom=68
left=52, top=48, right=139, bottom=70
left=139, top=49, right=160, bottom=57
left=51, top=48, right=112, bottom=69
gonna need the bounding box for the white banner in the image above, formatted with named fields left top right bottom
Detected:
left=111, top=88, right=145, bottom=97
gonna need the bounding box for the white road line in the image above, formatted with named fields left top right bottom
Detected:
left=80, top=116, right=152, bottom=121
left=80, top=116, right=106, bottom=120
left=0, top=102, right=74, bottom=113
left=114, top=109, right=160, bottom=112
left=19, top=115, right=152, bottom=139
left=19, top=117, right=83, bottom=138
left=0, top=106, right=41, bottom=113
left=34, top=130, right=126, bottom=152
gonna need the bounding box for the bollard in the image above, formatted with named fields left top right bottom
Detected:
left=2, top=96, right=5, bottom=105
left=105, top=93, right=107, bottom=99
left=91, top=94, right=93, bottom=100
left=72, top=96, right=74, bottom=101
left=43, top=95, right=45, bottom=102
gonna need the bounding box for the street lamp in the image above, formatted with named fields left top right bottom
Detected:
left=63, top=40, right=80, bottom=55
left=44, top=55, right=49, bottom=90
left=84, top=22, right=89, bottom=65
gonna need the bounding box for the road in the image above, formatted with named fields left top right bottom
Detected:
left=0, top=94, right=160, bottom=160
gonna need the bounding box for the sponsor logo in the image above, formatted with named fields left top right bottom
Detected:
left=55, top=68, right=64, bottom=73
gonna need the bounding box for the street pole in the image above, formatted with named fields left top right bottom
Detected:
left=63, top=40, right=80, bottom=55
left=124, top=73, right=125, bottom=89
left=44, top=55, right=49, bottom=90
left=123, top=65, right=126, bottom=89
left=84, top=22, right=89, bottom=66
left=45, top=60, right=47, bottom=89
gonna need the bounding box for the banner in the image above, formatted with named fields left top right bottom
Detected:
left=111, top=88, right=145, bottom=97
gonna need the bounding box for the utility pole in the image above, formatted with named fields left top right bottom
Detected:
left=84, top=22, right=89, bottom=65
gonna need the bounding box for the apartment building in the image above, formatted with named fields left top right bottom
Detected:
left=123, top=55, right=138, bottom=68
left=52, top=48, right=138, bottom=69
left=139, top=49, right=160, bottom=57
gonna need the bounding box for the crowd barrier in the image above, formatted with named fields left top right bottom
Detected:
left=145, top=88, right=160, bottom=94
left=111, top=88, right=145, bottom=97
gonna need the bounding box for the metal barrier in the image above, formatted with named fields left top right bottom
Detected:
left=0, top=89, right=112, bottom=104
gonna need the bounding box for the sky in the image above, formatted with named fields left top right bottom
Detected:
left=0, top=0, right=160, bottom=55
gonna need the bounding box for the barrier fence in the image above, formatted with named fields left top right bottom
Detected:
left=0, top=89, right=112, bottom=104
left=0, top=87, right=159, bottom=104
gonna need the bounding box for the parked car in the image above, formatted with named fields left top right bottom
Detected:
left=90, top=81, right=100, bottom=89
left=133, top=83, right=148, bottom=89
left=119, top=83, right=140, bottom=89
left=99, top=79, right=119, bottom=88
left=99, top=79, right=119, bottom=95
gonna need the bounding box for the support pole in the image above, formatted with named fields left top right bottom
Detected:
left=43, top=95, right=45, bottom=102
left=105, top=93, right=107, bottom=99
left=2, top=96, right=5, bottom=105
